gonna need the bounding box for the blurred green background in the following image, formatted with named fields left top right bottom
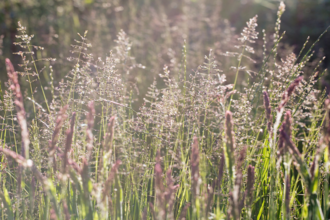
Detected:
left=1, top=0, right=330, bottom=105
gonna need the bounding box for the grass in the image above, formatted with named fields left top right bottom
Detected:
left=0, top=2, right=330, bottom=220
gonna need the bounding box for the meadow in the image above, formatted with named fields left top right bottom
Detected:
left=1, top=1, right=330, bottom=219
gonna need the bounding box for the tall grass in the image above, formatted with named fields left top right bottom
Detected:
left=0, top=2, right=330, bottom=220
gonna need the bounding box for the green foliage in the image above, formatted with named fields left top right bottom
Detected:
left=1, top=1, right=330, bottom=220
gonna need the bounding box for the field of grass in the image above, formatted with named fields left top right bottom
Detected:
left=1, top=1, right=330, bottom=219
